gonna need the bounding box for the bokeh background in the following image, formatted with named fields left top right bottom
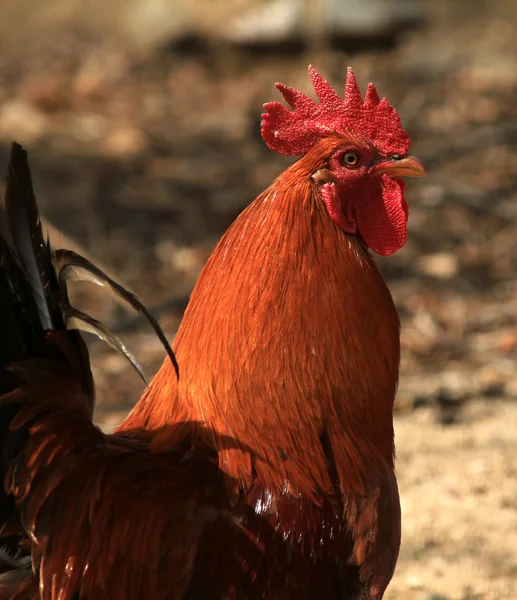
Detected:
left=0, top=0, right=516, bottom=597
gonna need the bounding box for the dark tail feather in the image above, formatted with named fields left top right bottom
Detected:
left=0, top=142, right=172, bottom=592
left=0, top=142, right=179, bottom=386
left=0, top=142, right=72, bottom=448
left=0, top=142, right=85, bottom=433
left=0, top=143, right=62, bottom=366
left=0, top=142, right=179, bottom=540
left=4, top=143, right=61, bottom=333
left=54, top=249, right=180, bottom=379
left=64, top=304, right=149, bottom=385
left=0, top=142, right=69, bottom=586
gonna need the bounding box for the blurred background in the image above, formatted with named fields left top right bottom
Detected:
left=0, top=0, right=516, bottom=597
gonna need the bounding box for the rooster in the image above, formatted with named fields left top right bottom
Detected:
left=0, top=66, right=425, bottom=599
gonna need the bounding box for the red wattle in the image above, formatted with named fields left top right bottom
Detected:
left=355, top=175, right=408, bottom=257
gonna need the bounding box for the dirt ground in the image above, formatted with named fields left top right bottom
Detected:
left=0, top=0, right=516, bottom=597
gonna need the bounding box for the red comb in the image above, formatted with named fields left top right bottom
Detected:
left=261, top=66, right=410, bottom=157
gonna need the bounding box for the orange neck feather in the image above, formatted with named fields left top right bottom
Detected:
left=119, top=137, right=400, bottom=502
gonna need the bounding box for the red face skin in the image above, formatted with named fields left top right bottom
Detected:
left=316, top=143, right=425, bottom=256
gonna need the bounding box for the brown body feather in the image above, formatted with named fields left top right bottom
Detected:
left=1, top=340, right=231, bottom=600
left=119, top=137, right=402, bottom=597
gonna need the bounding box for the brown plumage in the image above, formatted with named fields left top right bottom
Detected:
left=119, top=135, right=403, bottom=599
left=2, top=348, right=226, bottom=600
left=0, top=66, right=426, bottom=599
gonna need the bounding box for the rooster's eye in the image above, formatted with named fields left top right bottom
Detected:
left=342, top=151, right=361, bottom=167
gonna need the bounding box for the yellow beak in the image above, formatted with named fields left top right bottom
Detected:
left=374, top=155, right=427, bottom=178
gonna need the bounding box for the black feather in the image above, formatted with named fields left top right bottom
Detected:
left=53, top=249, right=180, bottom=379
left=4, top=142, right=62, bottom=333
left=0, top=142, right=70, bottom=583
left=64, top=304, right=148, bottom=385
left=0, top=143, right=178, bottom=587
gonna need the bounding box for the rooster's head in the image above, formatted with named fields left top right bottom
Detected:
left=261, top=66, right=426, bottom=256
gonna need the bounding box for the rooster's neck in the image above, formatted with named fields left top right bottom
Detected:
left=121, top=168, right=400, bottom=501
